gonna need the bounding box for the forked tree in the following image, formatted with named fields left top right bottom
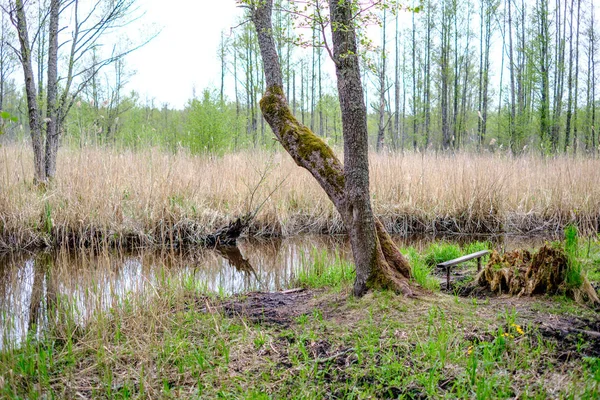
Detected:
left=245, top=0, right=416, bottom=297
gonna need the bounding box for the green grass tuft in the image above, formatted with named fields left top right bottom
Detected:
left=296, top=248, right=355, bottom=290
left=405, top=247, right=440, bottom=291
left=565, top=224, right=584, bottom=288
left=423, top=242, right=462, bottom=266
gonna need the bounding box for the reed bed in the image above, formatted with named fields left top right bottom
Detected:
left=1, top=143, right=599, bottom=251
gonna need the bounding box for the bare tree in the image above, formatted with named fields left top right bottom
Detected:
left=8, top=0, right=150, bottom=183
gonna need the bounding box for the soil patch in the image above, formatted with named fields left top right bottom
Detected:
left=216, top=288, right=317, bottom=326
left=209, top=287, right=600, bottom=361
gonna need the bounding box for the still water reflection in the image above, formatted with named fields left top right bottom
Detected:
left=0, top=234, right=549, bottom=348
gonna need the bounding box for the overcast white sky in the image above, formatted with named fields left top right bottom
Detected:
left=124, top=0, right=243, bottom=109
left=117, top=0, right=600, bottom=110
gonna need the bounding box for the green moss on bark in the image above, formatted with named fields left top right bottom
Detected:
left=260, top=85, right=345, bottom=194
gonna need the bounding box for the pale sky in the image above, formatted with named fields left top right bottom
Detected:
left=125, top=0, right=243, bottom=109
left=117, top=0, right=600, bottom=110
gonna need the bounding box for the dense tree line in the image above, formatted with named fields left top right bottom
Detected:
left=1, top=0, right=599, bottom=156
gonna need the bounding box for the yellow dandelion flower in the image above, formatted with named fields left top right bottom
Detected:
left=511, top=323, right=525, bottom=335
left=467, top=345, right=473, bottom=355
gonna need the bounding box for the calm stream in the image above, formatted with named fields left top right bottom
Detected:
left=0, top=235, right=550, bottom=348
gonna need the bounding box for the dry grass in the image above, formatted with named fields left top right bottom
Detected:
left=1, top=143, right=599, bottom=250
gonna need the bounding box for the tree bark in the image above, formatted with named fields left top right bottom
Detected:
left=250, top=0, right=413, bottom=297
left=376, top=8, right=387, bottom=152
left=45, top=0, right=60, bottom=180
left=14, top=0, right=45, bottom=183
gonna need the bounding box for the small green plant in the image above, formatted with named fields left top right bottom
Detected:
left=296, top=248, right=354, bottom=290
left=423, top=242, right=462, bottom=266
left=44, top=201, right=53, bottom=235
left=405, top=247, right=440, bottom=291
left=0, top=111, right=17, bottom=138
left=463, top=240, right=492, bottom=255
left=564, top=224, right=584, bottom=288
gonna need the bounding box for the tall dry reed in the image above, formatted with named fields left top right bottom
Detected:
left=1, top=143, right=599, bottom=250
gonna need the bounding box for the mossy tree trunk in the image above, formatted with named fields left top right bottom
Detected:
left=250, top=0, right=414, bottom=297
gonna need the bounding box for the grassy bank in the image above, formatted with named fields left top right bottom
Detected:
left=1, top=267, right=599, bottom=398
left=2, top=144, right=600, bottom=251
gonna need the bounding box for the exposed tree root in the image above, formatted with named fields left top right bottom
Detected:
left=366, top=219, right=418, bottom=297
left=474, top=245, right=599, bottom=306
left=203, top=214, right=252, bottom=247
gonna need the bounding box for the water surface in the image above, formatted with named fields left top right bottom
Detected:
left=0, top=234, right=551, bottom=348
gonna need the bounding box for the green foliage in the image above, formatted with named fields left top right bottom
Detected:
left=183, top=90, right=234, bottom=154
left=423, top=242, right=462, bottom=266
left=463, top=240, right=492, bottom=255
left=0, top=110, right=17, bottom=137
left=296, top=248, right=354, bottom=290
left=405, top=247, right=440, bottom=290
left=43, top=201, right=53, bottom=235
left=564, top=224, right=584, bottom=288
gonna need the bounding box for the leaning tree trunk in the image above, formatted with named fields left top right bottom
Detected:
left=250, top=0, right=414, bottom=297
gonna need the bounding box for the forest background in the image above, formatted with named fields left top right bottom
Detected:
left=2, top=0, right=600, bottom=157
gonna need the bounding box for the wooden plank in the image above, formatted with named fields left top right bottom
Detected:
left=437, top=250, right=490, bottom=269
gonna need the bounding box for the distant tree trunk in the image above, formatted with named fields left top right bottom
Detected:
left=234, top=48, right=240, bottom=147
left=300, top=59, right=305, bottom=124
left=318, top=41, right=323, bottom=137
left=0, top=12, right=16, bottom=111
left=292, top=68, right=296, bottom=114
left=376, top=8, right=387, bottom=152
left=441, top=1, right=451, bottom=150
left=480, top=5, right=491, bottom=148
left=250, top=0, right=414, bottom=297
left=219, top=31, right=226, bottom=103
left=424, top=0, right=432, bottom=148
left=507, top=0, right=517, bottom=154
left=551, top=0, right=567, bottom=152
left=538, top=0, right=551, bottom=151
left=452, top=0, right=460, bottom=149
left=394, top=11, right=400, bottom=150
left=44, top=0, right=60, bottom=180
left=477, top=0, right=485, bottom=148
left=564, top=0, right=574, bottom=152
left=586, top=0, right=596, bottom=153
left=402, top=44, right=407, bottom=150
left=572, top=0, right=581, bottom=154
left=411, top=9, right=419, bottom=150
left=477, top=0, right=493, bottom=149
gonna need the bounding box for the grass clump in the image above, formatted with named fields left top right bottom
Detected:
left=423, top=242, right=462, bottom=266
left=463, top=240, right=492, bottom=255
left=405, top=247, right=440, bottom=291
left=296, top=248, right=354, bottom=290
left=565, top=224, right=584, bottom=288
